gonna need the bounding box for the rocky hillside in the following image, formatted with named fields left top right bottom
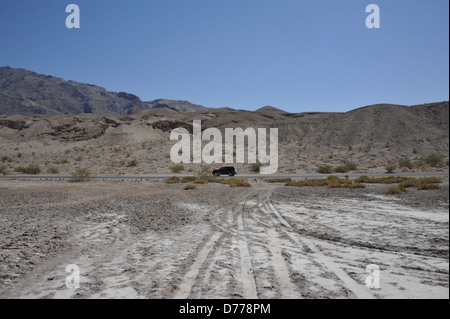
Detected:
left=0, top=66, right=209, bottom=115
left=0, top=101, right=448, bottom=175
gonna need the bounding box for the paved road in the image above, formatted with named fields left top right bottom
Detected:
left=0, top=171, right=448, bottom=181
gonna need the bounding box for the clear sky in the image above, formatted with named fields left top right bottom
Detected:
left=0, top=0, right=448, bottom=113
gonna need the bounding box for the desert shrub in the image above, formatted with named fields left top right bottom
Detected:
left=317, top=165, right=333, bottom=174
left=184, top=184, right=197, bottom=191
left=415, top=177, right=443, bottom=190
left=370, top=176, right=408, bottom=184
left=193, top=178, right=209, bottom=184
left=327, top=181, right=366, bottom=189
left=70, top=168, right=91, bottom=182
left=266, top=178, right=292, bottom=183
left=334, top=165, right=351, bottom=173
left=385, top=165, right=396, bottom=174
left=249, top=161, right=264, bottom=173
left=416, top=182, right=441, bottom=191
left=398, top=178, right=418, bottom=188
left=0, top=165, right=8, bottom=175
left=1, top=156, right=13, bottom=163
left=398, top=158, right=413, bottom=169
left=424, top=154, right=443, bottom=168
left=17, top=153, right=22, bottom=158
left=181, top=176, right=197, bottom=183
left=14, top=164, right=41, bottom=175
left=286, top=176, right=365, bottom=189
left=171, top=164, right=185, bottom=173
left=221, top=179, right=252, bottom=188
left=197, top=166, right=214, bottom=179
left=415, top=160, right=426, bottom=168
left=47, top=167, right=60, bottom=174
left=355, top=176, right=371, bottom=183
left=341, top=159, right=358, bottom=171
left=127, top=159, right=138, bottom=167
left=346, top=183, right=366, bottom=189
left=75, top=156, right=83, bottom=162
left=419, top=177, right=442, bottom=184
left=385, top=186, right=407, bottom=195
left=165, top=176, right=181, bottom=184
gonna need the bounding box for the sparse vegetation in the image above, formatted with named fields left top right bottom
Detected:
left=1, top=156, right=13, bottom=163
left=355, top=176, right=407, bottom=184
left=317, top=165, right=333, bottom=174
left=333, top=165, right=351, bottom=173
left=165, top=176, right=181, bottom=184
left=281, top=175, right=442, bottom=193
left=398, top=158, right=413, bottom=169
left=249, top=161, right=264, bottom=173
left=266, top=178, right=292, bottom=183
left=14, top=164, right=41, bottom=175
left=317, top=160, right=358, bottom=174
left=181, top=176, right=197, bottom=183
left=17, top=153, right=22, bottom=158
left=0, top=165, right=8, bottom=175
left=385, top=165, right=396, bottom=174
left=127, top=159, right=138, bottom=167
left=341, top=159, right=358, bottom=171
left=385, top=186, right=407, bottom=195
left=197, top=166, right=214, bottom=179
left=355, top=176, right=442, bottom=193
left=285, top=176, right=365, bottom=189
left=183, top=184, right=197, bottom=191
left=47, top=167, right=60, bottom=174
left=415, top=160, right=426, bottom=168
left=424, top=154, right=443, bottom=168
left=416, top=182, right=441, bottom=191
left=170, top=164, right=185, bottom=173
left=70, top=168, right=91, bottom=182
left=193, top=178, right=209, bottom=184
left=220, top=179, right=252, bottom=188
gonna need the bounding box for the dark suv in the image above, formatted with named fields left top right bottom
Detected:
left=212, top=166, right=237, bottom=177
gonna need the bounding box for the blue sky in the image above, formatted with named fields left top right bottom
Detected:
left=0, top=0, right=448, bottom=113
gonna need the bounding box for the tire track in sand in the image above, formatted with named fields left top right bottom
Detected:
left=172, top=232, right=223, bottom=299
left=264, top=200, right=374, bottom=299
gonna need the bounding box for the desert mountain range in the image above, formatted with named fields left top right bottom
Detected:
left=0, top=66, right=209, bottom=115
left=0, top=66, right=448, bottom=175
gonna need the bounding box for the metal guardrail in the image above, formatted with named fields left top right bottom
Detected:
left=0, top=172, right=448, bottom=181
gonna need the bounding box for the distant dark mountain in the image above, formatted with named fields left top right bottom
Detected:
left=0, top=66, right=210, bottom=115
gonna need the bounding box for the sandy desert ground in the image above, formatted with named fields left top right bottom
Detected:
left=0, top=178, right=448, bottom=299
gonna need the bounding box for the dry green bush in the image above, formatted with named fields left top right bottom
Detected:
left=181, top=176, right=198, bottom=183
left=165, top=176, right=181, bottom=184
left=385, top=186, right=407, bottom=195
left=14, top=164, right=41, bottom=175
left=70, top=168, right=91, bottom=182
left=184, top=184, right=197, bottom=191
left=220, top=179, right=252, bottom=188
left=171, top=164, right=185, bottom=173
